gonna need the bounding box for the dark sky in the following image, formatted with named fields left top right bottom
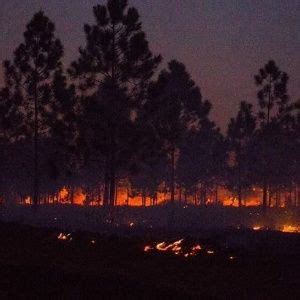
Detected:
left=0, top=0, right=299, bottom=130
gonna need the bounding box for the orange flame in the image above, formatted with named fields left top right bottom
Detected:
left=57, top=232, right=72, bottom=241
left=281, top=225, right=300, bottom=233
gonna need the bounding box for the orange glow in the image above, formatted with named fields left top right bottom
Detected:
left=222, top=196, right=261, bottom=207
left=67, top=185, right=264, bottom=207
left=73, top=188, right=85, bottom=205
left=252, top=226, right=262, bottom=231
left=18, top=185, right=295, bottom=208
left=144, top=245, right=153, bottom=252
left=24, top=196, right=31, bottom=205
left=57, top=232, right=72, bottom=241
left=280, top=225, right=300, bottom=233
left=144, top=240, right=205, bottom=258
left=156, top=239, right=184, bottom=252
left=192, top=245, right=201, bottom=251
left=59, top=187, right=68, bottom=201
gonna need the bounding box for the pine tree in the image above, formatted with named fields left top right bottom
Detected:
left=177, top=120, right=226, bottom=205
left=226, top=101, right=256, bottom=206
left=254, top=60, right=292, bottom=210
left=255, top=60, right=289, bottom=126
left=69, top=0, right=161, bottom=206
left=2, top=11, right=72, bottom=205
left=145, top=60, right=211, bottom=204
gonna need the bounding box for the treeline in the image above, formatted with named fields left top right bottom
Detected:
left=0, top=0, right=299, bottom=209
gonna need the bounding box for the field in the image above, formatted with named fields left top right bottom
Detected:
left=0, top=205, right=299, bottom=299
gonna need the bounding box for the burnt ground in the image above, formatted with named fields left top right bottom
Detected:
left=0, top=221, right=299, bottom=299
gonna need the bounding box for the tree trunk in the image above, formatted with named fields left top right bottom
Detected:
left=179, top=186, right=182, bottom=203
left=109, top=168, right=115, bottom=207
left=126, top=186, right=130, bottom=206
left=70, top=187, right=74, bottom=205
left=204, top=186, right=207, bottom=205
left=262, top=75, right=272, bottom=213
left=142, top=193, right=146, bottom=206
left=215, top=184, right=218, bottom=204
left=103, top=160, right=110, bottom=206
left=107, top=22, right=117, bottom=208
left=238, top=185, right=242, bottom=207
left=262, top=183, right=268, bottom=213
left=170, top=147, right=175, bottom=204
left=269, top=190, right=273, bottom=207
left=275, top=190, right=279, bottom=207
left=114, top=180, right=118, bottom=206
left=33, top=77, right=39, bottom=207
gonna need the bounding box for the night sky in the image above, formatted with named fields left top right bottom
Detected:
left=0, top=0, right=299, bottom=130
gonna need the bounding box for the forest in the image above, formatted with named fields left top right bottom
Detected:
left=0, top=1, right=299, bottom=211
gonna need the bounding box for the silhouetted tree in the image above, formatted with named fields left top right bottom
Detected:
left=254, top=60, right=295, bottom=209
left=177, top=120, right=226, bottom=205
left=255, top=60, right=289, bottom=126
left=69, top=0, right=161, bottom=206
left=2, top=11, right=73, bottom=205
left=226, top=101, right=256, bottom=206
left=145, top=60, right=211, bottom=204
left=294, top=102, right=300, bottom=205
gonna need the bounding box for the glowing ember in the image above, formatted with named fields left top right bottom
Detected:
left=129, top=222, right=135, bottom=227
left=252, top=226, right=262, bottom=231
left=144, top=245, right=153, bottom=252
left=144, top=239, right=205, bottom=258
left=57, top=233, right=72, bottom=241
left=156, top=239, right=184, bottom=252
left=281, top=225, right=300, bottom=233
left=207, top=250, right=214, bottom=255
left=229, top=256, right=235, bottom=260
left=91, top=240, right=96, bottom=244
left=192, top=245, right=201, bottom=251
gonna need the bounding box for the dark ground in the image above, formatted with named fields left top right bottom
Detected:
left=0, top=221, right=299, bottom=299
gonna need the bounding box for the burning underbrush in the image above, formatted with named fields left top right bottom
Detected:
left=143, top=238, right=238, bottom=261
left=0, top=220, right=300, bottom=298
left=249, top=224, right=300, bottom=234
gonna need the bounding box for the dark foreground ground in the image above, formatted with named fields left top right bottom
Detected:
left=0, top=221, right=299, bottom=299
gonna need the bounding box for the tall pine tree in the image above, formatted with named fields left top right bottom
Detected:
left=226, top=101, right=256, bottom=206
left=145, top=60, right=211, bottom=204
left=2, top=11, right=73, bottom=205
left=69, top=0, right=161, bottom=206
left=254, top=60, right=292, bottom=210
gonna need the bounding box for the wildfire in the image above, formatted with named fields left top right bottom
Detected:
left=156, top=239, right=184, bottom=253
left=18, top=185, right=274, bottom=206
left=280, top=225, right=300, bottom=233
left=252, top=226, right=262, bottom=231
left=250, top=224, right=300, bottom=234
left=144, top=245, right=153, bottom=252
left=59, top=187, right=68, bottom=201
left=184, top=244, right=202, bottom=258
left=57, top=232, right=72, bottom=241
left=144, top=239, right=204, bottom=258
